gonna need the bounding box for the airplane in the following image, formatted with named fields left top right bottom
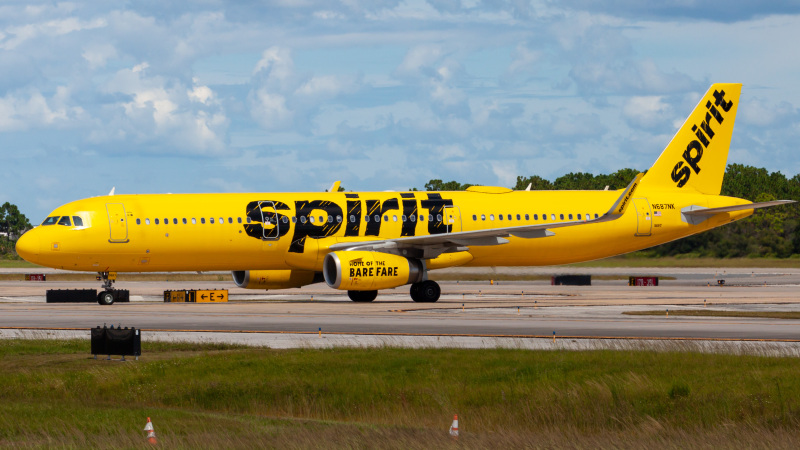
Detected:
left=15, top=83, right=795, bottom=304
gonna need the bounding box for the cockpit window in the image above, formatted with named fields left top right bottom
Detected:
left=57, top=216, right=72, bottom=226
left=72, top=216, right=84, bottom=227
left=42, top=216, right=59, bottom=226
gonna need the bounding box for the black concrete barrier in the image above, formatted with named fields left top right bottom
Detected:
left=91, top=325, right=141, bottom=360
left=46, top=289, right=97, bottom=303
left=551, top=275, right=592, bottom=286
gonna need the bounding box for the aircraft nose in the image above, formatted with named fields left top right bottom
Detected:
left=15, top=230, right=40, bottom=263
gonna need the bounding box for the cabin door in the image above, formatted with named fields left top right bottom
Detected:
left=106, top=203, right=129, bottom=243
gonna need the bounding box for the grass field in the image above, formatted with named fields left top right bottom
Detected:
left=1, top=340, right=800, bottom=448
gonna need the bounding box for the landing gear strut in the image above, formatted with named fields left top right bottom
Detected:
left=97, top=272, right=115, bottom=305
left=410, top=280, right=440, bottom=303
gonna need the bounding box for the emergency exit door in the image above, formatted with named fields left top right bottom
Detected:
left=633, top=198, right=652, bottom=236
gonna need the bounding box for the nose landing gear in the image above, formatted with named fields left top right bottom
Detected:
left=96, top=272, right=125, bottom=305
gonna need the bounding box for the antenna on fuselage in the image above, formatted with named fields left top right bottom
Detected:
left=108, top=187, right=115, bottom=196
left=525, top=183, right=532, bottom=191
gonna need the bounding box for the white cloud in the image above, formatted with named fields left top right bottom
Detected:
left=622, top=95, right=673, bottom=129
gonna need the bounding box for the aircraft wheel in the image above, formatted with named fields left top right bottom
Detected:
left=411, top=280, right=440, bottom=303
left=98, top=291, right=115, bottom=305
left=348, top=290, right=377, bottom=302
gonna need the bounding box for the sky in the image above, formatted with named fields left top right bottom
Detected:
left=2, top=1, right=800, bottom=222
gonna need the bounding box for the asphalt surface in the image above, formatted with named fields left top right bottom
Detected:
left=2, top=266, right=800, bottom=342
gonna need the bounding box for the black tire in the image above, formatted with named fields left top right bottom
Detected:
left=411, top=280, right=440, bottom=303
left=98, top=291, right=115, bottom=305
left=409, top=283, right=421, bottom=302
left=348, top=290, right=377, bottom=302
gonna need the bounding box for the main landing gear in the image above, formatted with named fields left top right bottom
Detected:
left=410, top=280, right=440, bottom=303
left=346, top=280, right=441, bottom=303
left=348, top=290, right=378, bottom=302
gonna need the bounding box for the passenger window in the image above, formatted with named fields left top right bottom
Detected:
left=283, top=216, right=289, bottom=224
left=402, top=215, right=407, bottom=222
left=328, top=216, right=333, bottom=223
left=209, top=218, right=214, bottom=224
left=164, top=218, right=168, bottom=225
left=228, top=218, right=233, bottom=224
left=136, top=219, right=141, bottom=225
left=292, top=216, right=297, bottom=223
left=526, top=214, right=531, bottom=220
left=473, top=215, right=477, bottom=221
left=551, top=214, right=555, bottom=220
left=246, top=217, right=251, bottom=223
left=173, top=218, right=178, bottom=225
left=490, top=214, right=494, bottom=221
left=481, top=214, right=486, bottom=221
left=365, top=216, right=370, bottom=222
left=374, top=215, right=380, bottom=222
left=319, top=216, right=324, bottom=223
left=301, top=216, right=307, bottom=224
left=393, top=215, right=397, bottom=222
left=192, top=218, right=197, bottom=225
left=508, top=214, right=512, bottom=220
left=568, top=214, right=573, bottom=220
left=516, top=214, right=521, bottom=220
left=155, top=219, right=159, bottom=225
left=436, top=214, right=442, bottom=222
left=428, top=214, right=433, bottom=222
left=58, top=216, right=72, bottom=226
left=533, top=214, right=537, bottom=220
left=183, top=218, right=187, bottom=224
left=577, top=214, right=582, bottom=220
left=595, top=214, right=599, bottom=219
left=542, top=214, right=547, bottom=221
left=145, top=219, right=151, bottom=225
left=410, top=215, right=416, bottom=222
left=201, top=218, right=206, bottom=224
left=237, top=217, right=242, bottom=224
left=72, top=216, right=84, bottom=227
left=42, top=216, right=59, bottom=226
left=219, top=217, right=224, bottom=224
left=309, top=216, right=315, bottom=223
left=350, top=215, right=355, bottom=223
left=499, top=214, right=503, bottom=221
left=336, top=215, right=342, bottom=223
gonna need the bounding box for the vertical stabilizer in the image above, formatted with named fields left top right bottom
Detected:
left=640, top=83, right=741, bottom=194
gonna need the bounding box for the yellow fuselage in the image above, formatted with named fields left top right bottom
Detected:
left=16, top=188, right=751, bottom=273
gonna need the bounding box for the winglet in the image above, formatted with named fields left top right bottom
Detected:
left=328, top=181, right=341, bottom=192
left=606, top=173, right=644, bottom=217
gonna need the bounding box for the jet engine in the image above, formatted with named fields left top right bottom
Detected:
left=323, top=251, right=424, bottom=291
left=232, top=270, right=322, bottom=290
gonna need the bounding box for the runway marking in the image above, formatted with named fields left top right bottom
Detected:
left=2, top=326, right=800, bottom=342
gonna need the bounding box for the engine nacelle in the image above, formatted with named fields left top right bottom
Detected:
left=232, top=270, right=321, bottom=290
left=323, top=251, right=424, bottom=291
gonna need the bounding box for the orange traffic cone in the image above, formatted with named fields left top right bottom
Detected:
left=449, top=414, right=459, bottom=439
left=144, top=417, right=157, bottom=445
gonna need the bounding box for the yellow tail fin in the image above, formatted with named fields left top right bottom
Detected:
left=640, top=83, right=741, bottom=195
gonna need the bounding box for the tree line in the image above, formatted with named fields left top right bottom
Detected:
left=0, top=202, right=32, bottom=259
left=420, top=164, right=800, bottom=258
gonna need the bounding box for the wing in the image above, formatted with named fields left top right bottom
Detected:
left=327, top=173, right=644, bottom=259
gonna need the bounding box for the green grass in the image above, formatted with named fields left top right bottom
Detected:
left=624, top=309, right=800, bottom=320
left=1, top=340, right=800, bottom=448
left=0, top=260, right=40, bottom=269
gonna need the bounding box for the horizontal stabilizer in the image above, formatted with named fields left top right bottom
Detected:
left=681, top=200, right=795, bottom=225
